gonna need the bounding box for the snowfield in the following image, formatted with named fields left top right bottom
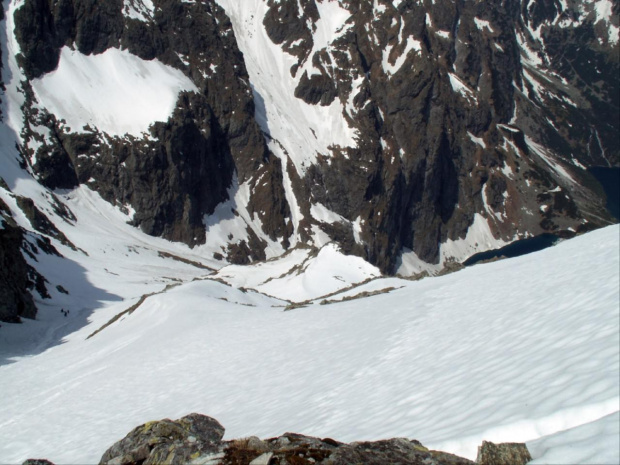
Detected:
left=0, top=225, right=618, bottom=464
left=31, top=46, right=198, bottom=137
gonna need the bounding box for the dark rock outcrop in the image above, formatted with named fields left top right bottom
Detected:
left=295, top=71, right=338, bottom=106
left=97, top=413, right=532, bottom=465
left=21, top=460, right=56, bottom=465
left=0, top=4, right=38, bottom=323
left=14, top=0, right=124, bottom=79
left=263, top=0, right=318, bottom=65
left=0, top=198, right=37, bottom=323
left=15, top=196, right=75, bottom=250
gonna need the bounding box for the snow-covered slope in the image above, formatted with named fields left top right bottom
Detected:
left=0, top=225, right=618, bottom=464
left=212, top=243, right=381, bottom=302
left=528, top=411, right=620, bottom=464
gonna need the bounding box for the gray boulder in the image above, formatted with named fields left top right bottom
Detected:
left=99, top=413, right=225, bottom=465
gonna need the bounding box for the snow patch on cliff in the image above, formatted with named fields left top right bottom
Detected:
left=31, top=47, right=198, bottom=137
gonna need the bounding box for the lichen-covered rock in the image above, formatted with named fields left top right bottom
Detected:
left=325, top=438, right=475, bottom=465
left=477, top=440, right=532, bottom=465
left=99, top=413, right=225, bottom=465
left=96, top=414, right=536, bottom=465
left=223, top=432, right=475, bottom=465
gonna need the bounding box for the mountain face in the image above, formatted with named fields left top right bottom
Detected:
left=14, top=0, right=291, bottom=254
left=255, top=0, right=619, bottom=273
left=0, top=0, right=618, bottom=321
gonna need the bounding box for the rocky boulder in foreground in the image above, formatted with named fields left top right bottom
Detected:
left=78, top=413, right=531, bottom=465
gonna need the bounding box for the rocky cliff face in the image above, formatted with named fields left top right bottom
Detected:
left=258, top=0, right=618, bottom=272
left=1, top=5, right=47, bottom=323
left=3, top=0, right=619, bottom=287
left=0, top=190, right=54, bottom=323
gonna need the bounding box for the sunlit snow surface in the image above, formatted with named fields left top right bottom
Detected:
left=31, top=47, right=198, bottom=137
left=0, top=226, right=618, bottom=464
left=213, top=244, right=381, bottom=302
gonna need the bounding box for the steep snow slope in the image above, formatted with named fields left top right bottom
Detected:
left=528, top=411, right=620, bottom=464
left=213, top=0, right=358, bottom=174
left=0, top=225, right=617, bottom=463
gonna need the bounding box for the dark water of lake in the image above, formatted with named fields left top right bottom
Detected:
left=589, top=166, right=620, bottom=221
left=464, top=166, right=619, bottom=267
left=463, top=234, right=560, bottom=267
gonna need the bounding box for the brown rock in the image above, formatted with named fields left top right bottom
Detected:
left=476, top=441, right=532, bottom=465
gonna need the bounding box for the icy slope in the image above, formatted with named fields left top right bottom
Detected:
left=0, top=225, right=618, bottom=464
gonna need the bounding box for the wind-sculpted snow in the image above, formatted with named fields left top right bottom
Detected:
left=31, top=47, right=198, bottom=137
left=0, top=226, right=617, bottom=463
